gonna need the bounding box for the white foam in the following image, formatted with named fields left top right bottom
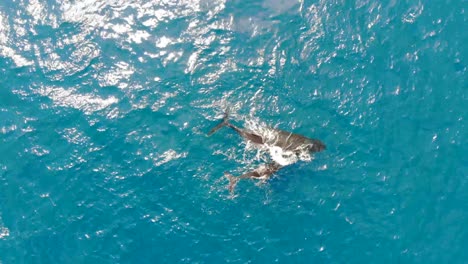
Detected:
left=0, top=227, right=9, bottom=239
left=268, top=146, right=297, bottom=166
left=153, top=149, right=187, bottom=166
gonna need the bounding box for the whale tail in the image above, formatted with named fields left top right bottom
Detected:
left=207, top=112, right=230, bottom=136
left=225, top=172, right=240, bottom=194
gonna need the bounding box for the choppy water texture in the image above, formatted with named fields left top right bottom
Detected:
left=0, top=0, right=467, bottom=263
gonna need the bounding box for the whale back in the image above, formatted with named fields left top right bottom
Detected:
left=266, top=129, right=325, bottom=153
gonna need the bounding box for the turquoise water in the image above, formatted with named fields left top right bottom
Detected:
left=0, top=0, right=466, bottom=262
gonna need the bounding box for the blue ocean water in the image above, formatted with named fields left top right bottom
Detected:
left=0, top=0, right=466, bottom=263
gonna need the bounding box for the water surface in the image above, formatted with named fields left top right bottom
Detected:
left=0, top=0, right=466, bottom=263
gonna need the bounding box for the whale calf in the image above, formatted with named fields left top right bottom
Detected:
left=208, top=113, right=325, bottom=192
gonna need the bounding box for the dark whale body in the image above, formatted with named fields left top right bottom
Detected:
left=208, top=113, right=326, bottom=193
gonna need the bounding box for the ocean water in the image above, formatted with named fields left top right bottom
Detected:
left=0, top=0, right=466, bottom=263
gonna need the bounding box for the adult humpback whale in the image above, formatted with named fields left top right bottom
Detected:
left=208, top=113, right=326, bottom=193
